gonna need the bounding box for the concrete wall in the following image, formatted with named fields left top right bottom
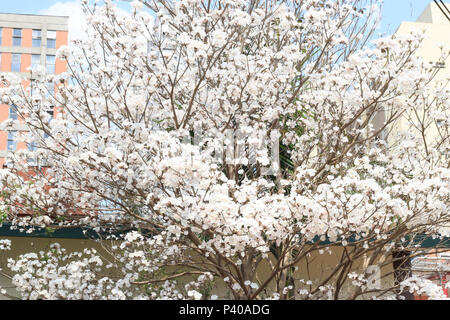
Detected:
left=416, top=2, right=450, bottom=24
left=0, top=236, right=395, bottom=300
left=0, top=236, right=106, bottom=300
left=390, top=19, right=450, bottom=146
left=375, top=3, right=450, bottom=147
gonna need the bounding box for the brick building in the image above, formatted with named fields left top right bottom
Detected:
left=0, top=13, right=68, bottom=167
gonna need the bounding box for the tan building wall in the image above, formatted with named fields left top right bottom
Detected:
left=0, top=236, right=395, bottom=300
left=0, top=236, right=105, bottom=300
left=391, top=3, right=450, bottom=143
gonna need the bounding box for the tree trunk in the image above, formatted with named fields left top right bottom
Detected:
left=392, top=250, right=414, bottom=300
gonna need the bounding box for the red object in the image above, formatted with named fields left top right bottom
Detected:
left=414, top=273, right=450, bottom=299
left=442, top=274, right=448, bottom=297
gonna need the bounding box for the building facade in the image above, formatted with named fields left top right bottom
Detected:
left=395, top=2, right=450, bottom=299
left=0, top=13, right=68, bottom=167
left=393, top=2, right=450, bottom=143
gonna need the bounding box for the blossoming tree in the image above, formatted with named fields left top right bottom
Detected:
left=0, top=0, right=449, bottom=300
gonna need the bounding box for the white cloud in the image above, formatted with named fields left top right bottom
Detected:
left=38, top=1, right=134, bottom=43
left=38, top=1, right=86, bottom=41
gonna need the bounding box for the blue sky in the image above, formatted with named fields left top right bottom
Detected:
left=0, top=0, right=131, bottom=14
left=377, top=0, right=433, bottom=36
left=0, top=0, right=439, bottom=38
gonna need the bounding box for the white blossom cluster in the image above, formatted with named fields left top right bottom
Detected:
left=399, top=276, right=448, bottom=300
left=0, top=0, right=449, bottom=300
left=0, top=239, right=11, bottom=251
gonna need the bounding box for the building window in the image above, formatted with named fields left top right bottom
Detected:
left=9, top=105, right=18, bottom=120
left=0, top=27, right=3, bottom=46
left=47, top=30, right=56, bottom=49
left=31, top=54, right=40, bottom=70
left=11, top=54, right=21, bottom=72
left=28, top=141, right=37, bottom=152
left=12, top=28, right=22, bottom=46
left=47, top=82, right=55, bottom=96
left=47, top=105, right=54, bottom=121
left=32, top=29, right=41, bottom=47
left=46, top=55, right=55, bottom=73
left=7, top=131, right=17, bottom=150
left=30, top=79, right=35, bottom=95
